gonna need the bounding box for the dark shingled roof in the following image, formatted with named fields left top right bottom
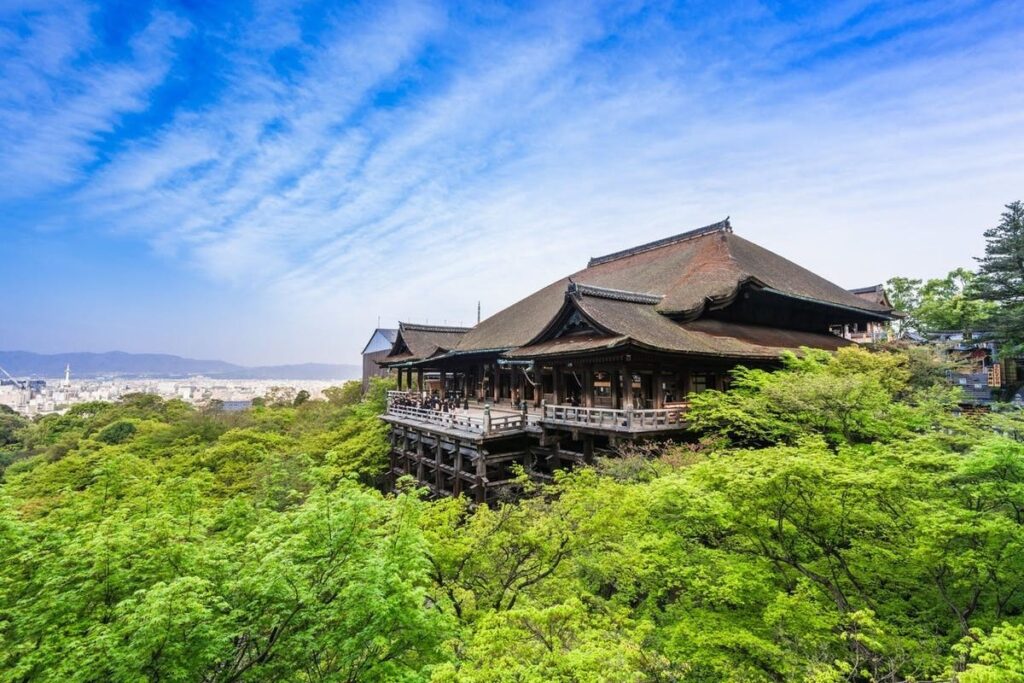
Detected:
left=384, top=322, right=471, bottom=364
left=455, top=220, right=890, bottom=354
left=505, top=287, right=851, bottom=360
left=849, top=284, right=892, bottom=309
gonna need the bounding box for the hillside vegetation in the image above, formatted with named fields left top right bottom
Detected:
left=2, top=348, right=1024, bottom=682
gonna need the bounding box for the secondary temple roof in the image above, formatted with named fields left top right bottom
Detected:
left=384, top=322, right=471, bottom=363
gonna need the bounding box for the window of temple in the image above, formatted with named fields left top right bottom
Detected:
left=692, top=373, right=710, bottom=394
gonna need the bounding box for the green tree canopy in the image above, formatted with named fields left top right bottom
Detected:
left=886, top=268, right=996, bottom=337
left=975, top=200, right=1024, bottom=350
left=2, top=360, right=1024, bottom=681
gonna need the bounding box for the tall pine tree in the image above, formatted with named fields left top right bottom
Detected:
left=975, top=201, right=1024, bottom=350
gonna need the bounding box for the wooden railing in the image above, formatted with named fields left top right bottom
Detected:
left=386, top=403, right=489, bottom=433
left=385, top=397, right=534, bottom=436
left=386, top=395, right=686, bottom=435
left=541, top=404, right=687, bottom=432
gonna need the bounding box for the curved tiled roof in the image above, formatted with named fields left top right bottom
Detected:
left=455, top=221, right=890, bottom=354
left=505, top=287, right=850, bottom=360
left=384, top=322, right=471, bottom=363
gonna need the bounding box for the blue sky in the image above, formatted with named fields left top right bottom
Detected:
left=1, top=0, right=1022, bottom=365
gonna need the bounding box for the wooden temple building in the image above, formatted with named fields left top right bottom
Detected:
left=380, top=220, right=893, bottom=503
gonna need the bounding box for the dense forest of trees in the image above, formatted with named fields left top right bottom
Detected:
left=2, top=347, right=1024, bottom=682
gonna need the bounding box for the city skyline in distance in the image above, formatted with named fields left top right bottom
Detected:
left=0, top=350, right=359, bottom=381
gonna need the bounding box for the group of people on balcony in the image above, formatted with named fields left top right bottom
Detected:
left=391, top=391, right=469, bottom=413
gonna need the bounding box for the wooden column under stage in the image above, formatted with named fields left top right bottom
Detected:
left=453, top=448, right=463, bottom=497
left=434, top=438, right=442, bottom=491
left=475, top=455, right=486, bottom=504
left=415, top=437, right=424, bottom=481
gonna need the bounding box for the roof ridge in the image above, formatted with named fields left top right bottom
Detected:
left=587, top=218, right=732, bottom=267
left=399, top=322, right=472, bottom=333
left=568, top=281, right=663, bottom=305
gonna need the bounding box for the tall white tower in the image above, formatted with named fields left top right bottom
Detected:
left=64, top=364, right=71, bottom=387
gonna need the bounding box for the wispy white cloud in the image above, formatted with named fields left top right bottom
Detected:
left=0, top=4, right=191, bottom=199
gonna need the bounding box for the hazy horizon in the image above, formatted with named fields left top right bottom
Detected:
left=3, top=1, right=1022, bottom=365
left=0, top=348, right=361, bottom=371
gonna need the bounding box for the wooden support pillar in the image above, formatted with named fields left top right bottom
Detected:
left=611, top=368, right=620, bottom=409
left=583, top=436, right=595, bottom=465
left=454, top=448, right=464, bottom=497
left=417, top=368, right=424, bottom=393
left=583, top=367, right=594, bottom=408
left=491, top=364, right=500, bottom=403
left=401, top=427, right=410, bottom=473
left=440, top=369, right=448, bottom=396
left=475, top=454, right=487, bottom=504
left=551, top=439, right=562, bottom=471
left=397, top=369, right=403, bottom=390
left=552, top=364, right=562, bottom=405
left=655, top=368, right=665, bottom=408
left=388, top=431, right=397, bottom=482
left=434, top=439, right=442, bottom=492
left=416, top=437, right=425, bottom=483
left=534, top=368, right=544, bottom=408
left=681, top=369, right=692, bottom=398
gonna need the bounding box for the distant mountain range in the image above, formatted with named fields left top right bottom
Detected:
left=0, top=351, right=360, bottom=381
